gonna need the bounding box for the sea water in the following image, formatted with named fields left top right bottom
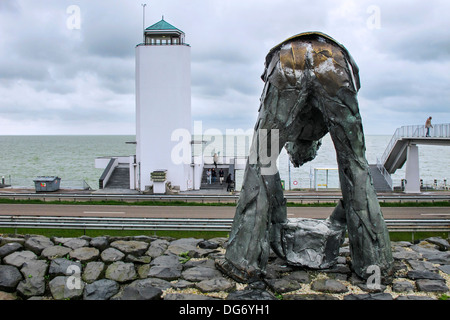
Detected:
left=0, top=134, right=448, bottom=190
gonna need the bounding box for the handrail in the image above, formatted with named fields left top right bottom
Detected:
left=381, top=123, right=450, bottom=165
left=98, top=158, right=118, bottom=189
left=0, top=215, right=447, bottom=233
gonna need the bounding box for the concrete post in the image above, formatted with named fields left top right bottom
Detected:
left=404, top=144, right=420, bottom=193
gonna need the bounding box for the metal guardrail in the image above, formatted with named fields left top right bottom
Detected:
left=1, top=193, right=450, bottom=204
left=0, top=216, right=448, bottom=233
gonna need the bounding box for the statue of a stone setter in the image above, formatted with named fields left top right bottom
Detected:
left=217, top=32, right=394, bottom=284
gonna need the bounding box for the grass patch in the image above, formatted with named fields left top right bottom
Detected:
left=0, top=227, right=229, bottom=240
left=1, top=227, right=446, bottom=243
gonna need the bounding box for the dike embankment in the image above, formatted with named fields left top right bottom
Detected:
left=0, top=233, right=449, bottom=301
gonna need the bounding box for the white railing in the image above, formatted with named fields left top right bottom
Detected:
left=381, top=123, right=450, bottom=165
left=376, top=157, right=393, bottom=190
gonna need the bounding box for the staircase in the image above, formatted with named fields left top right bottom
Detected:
left=201, top=165, right=230, bottom=190
left=105, top=165, right=130, bottom=189
left=369, top=164, right=392, bottom=193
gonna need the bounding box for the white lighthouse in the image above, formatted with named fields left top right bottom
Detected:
left=135, top=18, right=193, bottom=192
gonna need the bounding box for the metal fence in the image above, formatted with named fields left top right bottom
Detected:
left=0, top=216, right=447, bottom=234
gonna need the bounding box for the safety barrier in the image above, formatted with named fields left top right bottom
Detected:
left=0, top=216, right=448, bottom=233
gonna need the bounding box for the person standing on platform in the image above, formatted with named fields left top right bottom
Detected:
left=219, top=169, right=224, bottom=185
left=206, top=169, right=212, bottom=184
left=425, top=116, right=433, bottom=137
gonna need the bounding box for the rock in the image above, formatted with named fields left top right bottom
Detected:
left=129, top=278, right=173, bottom=291
left=83, top=279, right=120, bottom=300
left=24, top=236, right=54, bottom=255
left=344, top=293, right=393, bottom=300
left=0, top=242, right=23, bottom=258
left=182, top=266, right=222, bottom=282
left=422, top=251, right=450, bottom=264
left=425, top=237, right=449, bottom=251
left=438, top=265, right=450, bottom=275
left=101, top=247, right=125, bottom=263
left=171, top=279, right=195, bottom=289
left=226, top=289, right=277, bottom=300
left=82, top=261, right=105, bottom=283
left=137, top=264, right=151, bottom=279
left=164, top=293, right=220, bottom=300
left=49, top=276, right=85, bottom=300
left=407, top=270, right=444, bottom=281
left=416, top=279, right=449, bottom=292
left=407, top=259, right=438, bottom=272
left=195, top=277, right=235, bottom=293
left=125, top=254, right=152, bottom=264
left=281, top=217, right=346, bottom=269
left=396, top=295, right=435, bottom=300
left=392, top=250, right=422, bottom=260
left=166, top=238, right=203, bottom=256
left=69, top=247, right=100, bottom=263
left=110, top=240, right=149, bottom=256
left=0, top=237, right=25, bottom=246
left=53, top=237, right=89, bottom=249
left=90, top=236, right=109, bottom=251
left=3, top=250, right=37, bottom=268
left=20, top=260, right=48, bottom=278
left=183, top=258, right=216, bottom=269
left=49, top=258, right=82, bottom=276
left=392, top=281, right=415, bottom=293
left=198, top=240, right=220, bottom=249
left=105, top=261, right=137, bottom=283
left=265, top=278, right=302, bottom=293
left=284, top=294, right=339, bottom=300
left=283, top=270, right=311, bottom=284
left=41, top=245, right=72, bottom=260
left=311, top=279, right=348, bottom=293
left=114, top=285, right=162, bottom=300
left=146, top=239, right=169, bottom=258
left=17, top=275, right=46, bottom=298
left=0, top=265, right=22, bottom=292
left=148, top=255, right=182, bottom=281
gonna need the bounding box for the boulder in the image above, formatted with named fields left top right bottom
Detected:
left=3, top=250, right=37, bottom=268
left=90, top=236, right=109, bottom=251
left=0, top=265, right=22, bottom=292
left=41, top=246, right=72, bottom=260
left=195, top=277, right=235, bottom=293
left=182, top=266, right=222, bottom=282
left=69, top=247, right=99, bottom=263
left=101, top=247, right=125, bottom=263
left=0, top=242, right=23, bottom=258
left=83, top=279, right=120, bottom=300
left=311, top=279, right=348, bottom=293
left=110, top=240, right=149, bottom=256
left=105, top=261, right=137, bottom=283
left=49, top=276, right=85, bottom=300
left=24, top=236, right=54, bottom=255
left=82, top=261, right=105, bottom=283
left=49, top=258, right=82, bottom=276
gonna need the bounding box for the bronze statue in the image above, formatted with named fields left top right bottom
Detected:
left=217, top=32, right=394, bottom=284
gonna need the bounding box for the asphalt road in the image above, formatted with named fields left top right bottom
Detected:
left=0, top=203, right=449, bottom=219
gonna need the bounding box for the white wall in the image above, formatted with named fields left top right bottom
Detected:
left=135, top=44, right=192, bottom=191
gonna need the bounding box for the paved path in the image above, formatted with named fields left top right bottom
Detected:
left=0, top=203, right=449, bottom=219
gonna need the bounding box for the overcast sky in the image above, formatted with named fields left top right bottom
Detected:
left=0, top=0, right=449, bottom=136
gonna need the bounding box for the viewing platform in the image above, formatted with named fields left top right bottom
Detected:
left=378, top=123, right=450, bottom=193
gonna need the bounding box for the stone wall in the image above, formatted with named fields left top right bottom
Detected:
left=0, top=233, right=449, bottom=300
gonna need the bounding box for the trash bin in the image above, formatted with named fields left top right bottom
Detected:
left=33, top=176, right=61, bottom=192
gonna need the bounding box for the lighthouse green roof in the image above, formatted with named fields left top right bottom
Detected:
left=145, top=19, right=183, bottom=33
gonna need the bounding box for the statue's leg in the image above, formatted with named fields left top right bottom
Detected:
left=318, top=88, right=394, bottom=281
left=218, top=80, right=290, bottom=283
